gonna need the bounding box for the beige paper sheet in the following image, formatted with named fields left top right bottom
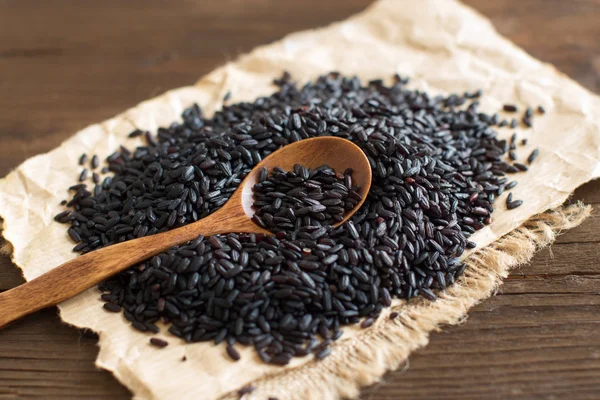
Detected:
left=1, top=1, right=600, bottom=399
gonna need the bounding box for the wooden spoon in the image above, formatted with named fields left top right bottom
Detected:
left=0, top=136, right=372, bottom=329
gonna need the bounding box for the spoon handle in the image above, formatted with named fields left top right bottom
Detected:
left=0, top=215, right=203, bottom=330
left=0, top=183, right=272, bottom=330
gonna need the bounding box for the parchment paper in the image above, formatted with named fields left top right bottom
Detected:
left=1, top=1, right=600, bottom=399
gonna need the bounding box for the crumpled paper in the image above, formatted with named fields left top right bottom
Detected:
left=1, top=0, right=600, bottom=399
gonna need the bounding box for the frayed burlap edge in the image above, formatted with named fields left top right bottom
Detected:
left=218, top=203, right=591, bottom=400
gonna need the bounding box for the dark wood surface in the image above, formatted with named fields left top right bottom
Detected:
left=0, top=1, right=599, bottom=398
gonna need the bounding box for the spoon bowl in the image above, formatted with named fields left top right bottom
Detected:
left=236, top=136, right=372, bottom=230
left=0, top=136, right=372, bottom=329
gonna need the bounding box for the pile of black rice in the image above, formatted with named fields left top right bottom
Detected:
left=55, top=72, right=536, bottom=364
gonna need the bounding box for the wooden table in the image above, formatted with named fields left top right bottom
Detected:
left=1, top=1, right=599, bottom=398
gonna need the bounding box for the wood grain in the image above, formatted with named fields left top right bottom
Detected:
left=0, top=0, right=599, bottom=399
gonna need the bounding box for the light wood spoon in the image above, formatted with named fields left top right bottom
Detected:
left=0, top=136, right=372, bottom=329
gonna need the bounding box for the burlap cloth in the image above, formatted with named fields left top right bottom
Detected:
left=1, top=1, right=600, bottom=399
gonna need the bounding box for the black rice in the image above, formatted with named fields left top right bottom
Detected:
left=79, top=169, right=88, bottom=182
left=150, top=338, right=169, bottom=348
left=360, top=317, right=376, bottom=329
left=505, top=181, right=517, bottom=190
left=527, top=149, right=539, bottom=164
left=514, top=162, right=528, bottom=172
left=103, top=303, right=121, bottom=313
left=315, top=347, right=332, bottom=360
left=226, top=345, right=241, bottom=361
left=525, top=107, right=533, bottom=119
left=78, top=153, right=88, bottom=165
left=507, top=199, right=523, bottom=210
left=128, top=129, right=145, bottom=138
left=55, top=72, right=536, bottom=364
